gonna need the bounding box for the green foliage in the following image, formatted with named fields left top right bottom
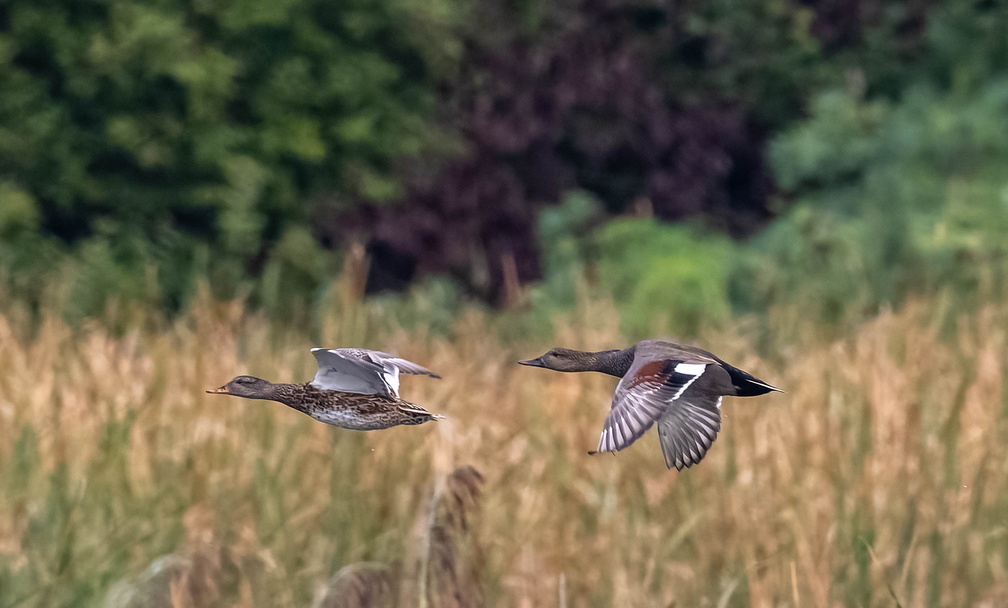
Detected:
left=2, top=0, right=1008, bottom=330
left=741, top=80, right=1008, bottom=322
left=658, top=0, right=830, bottom=126
left=257, top=226, right=333, bottom=319
left=535, top=77, right=1008, bottom=332
left=0, top=0, right=463, bottom=321
left=535, top=200, right=733, bottom=338
left=533, top=191, right=605, bottom=309
left=594, top=219, right=733, bottom=338
left=0, top=182, right=39, bottom=237
left=921, top=2, right=1008, bottom=93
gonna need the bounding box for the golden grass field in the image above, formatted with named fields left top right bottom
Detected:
left=0, top=290, right=1006, bottom=607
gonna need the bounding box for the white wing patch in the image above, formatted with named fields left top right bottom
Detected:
left=674, top=362, right=707, bottom=376
left=670, top=363, right=706, bottom=399
left=382, top=366, right=401, bottom=396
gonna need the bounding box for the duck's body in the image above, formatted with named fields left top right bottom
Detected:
left=208, top=348, right=442, bottom=430
left=519, top=340, right=780, bottom=470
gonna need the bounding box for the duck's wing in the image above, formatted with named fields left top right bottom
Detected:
left=595, top=345, right=721, bottom=469
left=337, top=348, right=440, bottom=379
left=311, top=348, right=440, bottom=398
left=655, top=394, right=722, bottom=470
left=333, top=348, right=440, bottom=397
left=310, top=348, right=396, bottom=397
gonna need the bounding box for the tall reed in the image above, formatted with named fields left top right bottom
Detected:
left=0, top=293, right=1005, bottom=607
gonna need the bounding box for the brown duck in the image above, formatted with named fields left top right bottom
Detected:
left=519, top=340, right=780, bottom=470
left=207, top=348, right=443, bottom=430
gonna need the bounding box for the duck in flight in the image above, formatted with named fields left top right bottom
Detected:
left=207, top=348, right=443, bottom=430
left=519, top=340, right=780, bottom=470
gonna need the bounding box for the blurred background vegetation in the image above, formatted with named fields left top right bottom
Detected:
left=3, top=2, right=1008, bottom=606
left=2, top=0, right=1007, bottom=335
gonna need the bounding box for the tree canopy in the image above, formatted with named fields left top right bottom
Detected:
left=1, top=0, right=1006, bottom=323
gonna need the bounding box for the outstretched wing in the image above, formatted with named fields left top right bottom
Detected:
left=311, top=348, right=440, bottom=397
left=337, top=348, right=440, bottom=379
left=310, top=348, right=396, bottom=396
left=596, top=359, right=711, bottom=455
left=656, top=395, right=722, bottom=470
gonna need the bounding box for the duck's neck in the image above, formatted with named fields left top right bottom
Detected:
left=257, top=382, right=309, bottom=411
left=575, top=347, right=636, bottom=377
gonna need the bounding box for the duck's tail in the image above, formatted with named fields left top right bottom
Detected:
left=724, top=364, right=782, bottom=396
left=398, top=402, right=446, bottom=425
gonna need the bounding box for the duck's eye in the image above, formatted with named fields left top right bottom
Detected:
left=237, top=377, right=253, bottom=384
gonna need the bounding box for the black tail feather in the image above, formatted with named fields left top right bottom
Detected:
left=724, top=364, right=781, bottom=396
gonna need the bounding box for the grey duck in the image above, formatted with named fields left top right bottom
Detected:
left=519, top=340, right=780, bottom=470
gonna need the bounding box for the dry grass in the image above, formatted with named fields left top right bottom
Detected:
left=0, top=293, right=1007, bottom=607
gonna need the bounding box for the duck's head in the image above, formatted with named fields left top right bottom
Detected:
left=206, top=375, right=273, bottom=399
left=518, top=348, right=590, bottom=372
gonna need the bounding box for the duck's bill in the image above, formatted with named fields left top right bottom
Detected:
left=518, top=357, right=545, bottom=367
left=205, top=386, right=230, bottom=394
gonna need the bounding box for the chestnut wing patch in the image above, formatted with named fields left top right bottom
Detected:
left=596, top=360, right=709, bottom=454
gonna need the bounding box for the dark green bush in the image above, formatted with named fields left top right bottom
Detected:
left=0, top=0, right=462, bottom=320
left=533, top=195, right=733, bottom=338
left=739, top=80, right=1008, bottom=322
